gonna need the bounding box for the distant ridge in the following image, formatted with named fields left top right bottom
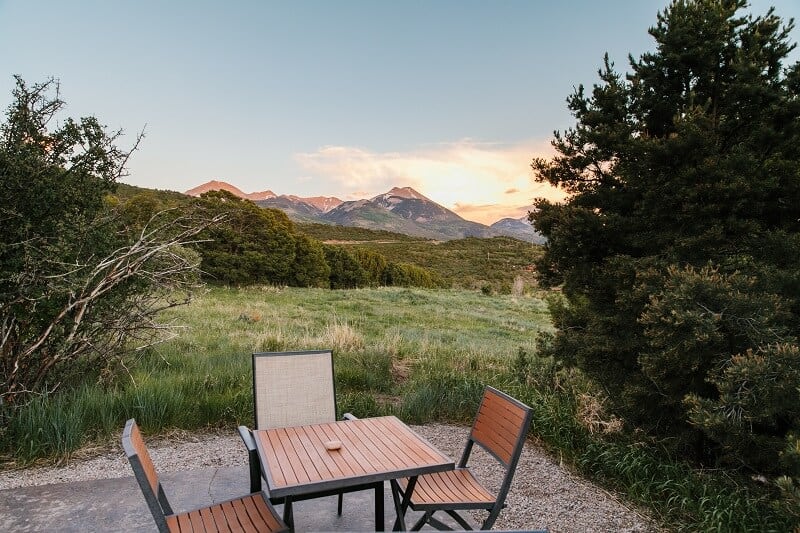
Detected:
left=490, top=216, right=546, bottom=245
left=284, top=195, right=343, bottom=213
left=183, top=180, right=544, bottom=243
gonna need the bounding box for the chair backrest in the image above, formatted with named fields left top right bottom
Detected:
left=462, top=387, right=532, bottom=529
left=252, top=350, right=337, bottom=429
left=467, top=386, right=532, bottom=468
left=121, top=418, right=173, bottom=533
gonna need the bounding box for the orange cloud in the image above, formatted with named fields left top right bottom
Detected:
left=294, top=139, right=567, bottom=223
left=451, top=203, right=534, bottom=225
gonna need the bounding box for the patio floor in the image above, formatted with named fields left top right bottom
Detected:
left=0, top=464, right=474, bottom=531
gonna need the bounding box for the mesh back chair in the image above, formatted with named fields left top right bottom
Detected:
left=253, top=349, right=337, bottom=429
left=122, top=418, right=287, bottom=533
left=392, top=387, right=534, bottom=531
left=238, top=350, right=377, bottom=527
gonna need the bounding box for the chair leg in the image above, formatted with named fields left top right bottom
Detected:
left=445, top=509, right=474, bottom=530
left=481, top=503, right=503, bottom=530
left=337, top=493, right=343, bottom=516
left=411, top=511, right=432, bottom=531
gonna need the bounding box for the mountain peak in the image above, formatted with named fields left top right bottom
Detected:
left=385, top=186, right=426, bottom=200
left=185, top=180, right=276, bottom=201
left=185, top=180, right=246, bottom=197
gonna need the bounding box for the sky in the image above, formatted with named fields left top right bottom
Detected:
left=2, top=1, right=799, bottom=224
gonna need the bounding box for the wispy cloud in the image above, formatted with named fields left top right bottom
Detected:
left=294, top=139, right=566, bottom=223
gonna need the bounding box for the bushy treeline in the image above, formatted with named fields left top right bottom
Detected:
left=106, top=189, right=442, bottom=290
left=192, top=190, right=439, bottom=289
left=301, top=223, right=544, bottom=294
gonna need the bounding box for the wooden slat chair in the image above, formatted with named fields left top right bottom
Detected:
left=122, top=418, right=288, bottom=533
left=392, top=387, right=533, bottom=531
left=238, top=349, right=379, bottom=527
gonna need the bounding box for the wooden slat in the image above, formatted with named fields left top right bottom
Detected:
left=330, top=421, right=380, bottom=473
left=374, top=417, right=444, bottom=465
left=336, top=418, right=399, bottom=473
left=280, top=426, right=319, bottom=483
left=314, top=422, right=366, bottom=476
left=292, top=424, right=336, bottom=480
left=409, top=469, right=494, bottom=506
left=232, top=497, right=258, bottom=533
left=189, top=507, right=205, bottom=531
left=360, top=417, right=422, bottom=470
left=220, top=501, right=241, bottom=531
left=257, top=430, right=288, bottom=487
left=199, top=507, right=216, bottom=531
left=252, top=493, right=285, bottom=532
left=471, top=390, right=528, bottom=465
left=166, top=494, right=287, bottom=533
left=299, top=424, right=345, bottom=476
left=266, top=428, right=300, bottom=486
left=314, top=422, right=366, bottom=477
left=176, top=513, right=193, bottom=532
left=255, top=415, right=453, bottom=498
left=166, top=515, right=179, bottom=532
left=128, top=423, right=160, bottom=494
left=210, top=504, right=232, bottom=533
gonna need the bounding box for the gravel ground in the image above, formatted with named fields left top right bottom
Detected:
left=0, top=424, right=660, bottom=532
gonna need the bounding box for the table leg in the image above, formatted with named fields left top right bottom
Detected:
left=375, top=482, right=385, bottom=531
left=282, top=496, right=294, bottom=529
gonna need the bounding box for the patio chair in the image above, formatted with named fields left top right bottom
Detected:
left=391, top=386, right=533, bottom=531
left=239, top=349, right=377, bottom=524
left=122, top=418, right=287, bottom=533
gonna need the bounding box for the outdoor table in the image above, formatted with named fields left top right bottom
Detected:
left=253, top=415, right=454, bottom=531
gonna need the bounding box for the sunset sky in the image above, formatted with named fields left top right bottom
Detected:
left=2, top=1, right=799, bottom=223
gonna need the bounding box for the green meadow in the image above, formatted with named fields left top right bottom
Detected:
left=3, top=285, right=796, bottom=531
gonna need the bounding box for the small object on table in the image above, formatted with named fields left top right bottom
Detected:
left=325, top=440, right=342, bottom=451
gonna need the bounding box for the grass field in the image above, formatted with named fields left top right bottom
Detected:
left=2, top=286, right=796, bottom=531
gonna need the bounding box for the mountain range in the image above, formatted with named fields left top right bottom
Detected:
left=185, top=180, right=544, bottom=244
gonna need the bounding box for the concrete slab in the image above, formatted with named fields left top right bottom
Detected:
left=0, top=465, right=474, bottom=531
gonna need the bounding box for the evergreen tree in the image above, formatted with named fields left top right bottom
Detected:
left=531, top=0, right=800, bottom=475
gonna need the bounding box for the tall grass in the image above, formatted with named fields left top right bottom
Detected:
left=0, top=286, right=550, bottom=462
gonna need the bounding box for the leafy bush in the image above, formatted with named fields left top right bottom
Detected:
left=324, top=245, right=369, bottom=289
left=0, top=77, right=208, bottom=408
left=195, top=191, right=297, bottom=285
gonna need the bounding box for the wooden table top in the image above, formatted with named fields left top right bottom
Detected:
left=254, top=416, right=454, bottom=498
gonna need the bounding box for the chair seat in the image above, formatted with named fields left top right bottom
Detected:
left=403, top=469, right=496, bottom=509
left=166, top=493, right=286, bottom=532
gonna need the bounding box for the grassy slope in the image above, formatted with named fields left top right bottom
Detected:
left=299, top=223, right=544, bottom=293
left=3, top=287, right=553, bottom=457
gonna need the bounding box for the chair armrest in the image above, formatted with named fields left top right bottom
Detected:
left=238, top=425, right=257, bottom=451
left=342, top=412, right=358, bottom=421
left=237, top=426, right=262, bottom=493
